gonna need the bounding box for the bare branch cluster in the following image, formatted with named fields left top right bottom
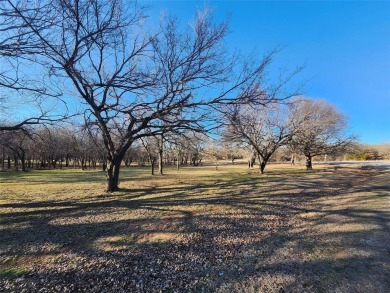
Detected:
left=289, top=98, right=356, bottom=169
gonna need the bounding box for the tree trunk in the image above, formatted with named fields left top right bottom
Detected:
left=151, top=157, right=155, bottom=175
left=290, top=153, right=295, bottom=166
left=102, top=158, right=107, bottom=171
left=14, top=155, right=19, bottom=171
left=2, top=149, right=5, bottom=170
left=20, top=150, right=26, bottom=172
left=158, top=144, right=163, bottom=175
left=306, top=155, right=312, bottom=170
left=259, top=161, right=266, bottom=174
left=106, top=157, right=122, bottom=192
left=248, top=156, right=255, bottom=168
left=257, top=154, right=267, bottom=174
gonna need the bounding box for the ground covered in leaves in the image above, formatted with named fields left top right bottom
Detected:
left=1, top=164, right=389, bottom=292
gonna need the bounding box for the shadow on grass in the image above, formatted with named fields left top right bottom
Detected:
left=0, top=167, right=155, bottom=184
left=0, top=167, right=389, bottom=292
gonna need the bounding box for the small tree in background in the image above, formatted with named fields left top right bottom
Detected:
left=289, top=98, right=355, bottom=170
left=223, top=102, right=294, bottom=174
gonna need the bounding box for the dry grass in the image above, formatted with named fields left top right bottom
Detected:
left=0, top=163, right=389, bottom=292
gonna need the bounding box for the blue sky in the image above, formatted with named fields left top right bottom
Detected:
left=143, top=0, right=390, bottom=144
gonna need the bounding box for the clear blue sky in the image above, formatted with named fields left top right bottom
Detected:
left=143, top=0, right=390, bottom=144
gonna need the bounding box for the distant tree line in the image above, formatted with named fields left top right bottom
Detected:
left=1, top=95, right=359, bottom=175
left=345, top=144, right=390, bottom=161
left=0, top=126, right=208, bottom=173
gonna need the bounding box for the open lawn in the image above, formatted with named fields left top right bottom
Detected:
left=1, top=164, right=389, bottom=292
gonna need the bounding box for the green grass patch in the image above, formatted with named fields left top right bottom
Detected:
left=0, top=266, right=28, bottom=280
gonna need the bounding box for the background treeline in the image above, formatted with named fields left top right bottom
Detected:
left=1, top=122, right=386, bottom=173
left=345, top=144, right=390, bottom=161
left=0, top=127, right=208, bottom=172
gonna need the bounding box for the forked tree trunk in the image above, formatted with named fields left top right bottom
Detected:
left=257, top=154, right=269, bottom=174
left=106, top=157, right=122, bottom=192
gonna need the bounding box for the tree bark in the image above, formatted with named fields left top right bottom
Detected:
left=158, top=136, right=163, bottom=175
left=20, top=150, right=26, bottom=172
left=106, top=157, right=122, bottom=192
left=14, top=155, right=18, bottom=171
left=2, top=149, right=5, bottom=170
left=290, top=153, right=295, bottom=166
left=306, top=155, right=312, bottom=170
left=259, top=161, right=266, bottom=174
left=151, top=157, right=155, bottom=175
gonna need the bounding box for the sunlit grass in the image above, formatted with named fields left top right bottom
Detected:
left=1, top=163, right=389, bottom=291
left=0, top=266, right=28, bottom=279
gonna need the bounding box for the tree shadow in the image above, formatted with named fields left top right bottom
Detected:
left=1, top=167, right=389, bottom=292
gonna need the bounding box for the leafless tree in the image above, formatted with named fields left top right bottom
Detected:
left=139, top=135, right=158, bottom=175
left=223, top=102, right=294, bottom=174
left=289, top=98, right=355, bottom=170
left=0, top=128, right=32, bottom=171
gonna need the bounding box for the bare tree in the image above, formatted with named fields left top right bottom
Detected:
left=139, top=135, right=158, bottom=175
left=289, top=98, right=355, bottom=170
left=0, top=129, right=32, bottom=171
left=223, top=102, right=294, bottom=174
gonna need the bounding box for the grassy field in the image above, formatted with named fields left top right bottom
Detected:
left=1, top=164, right=389, bottom=292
